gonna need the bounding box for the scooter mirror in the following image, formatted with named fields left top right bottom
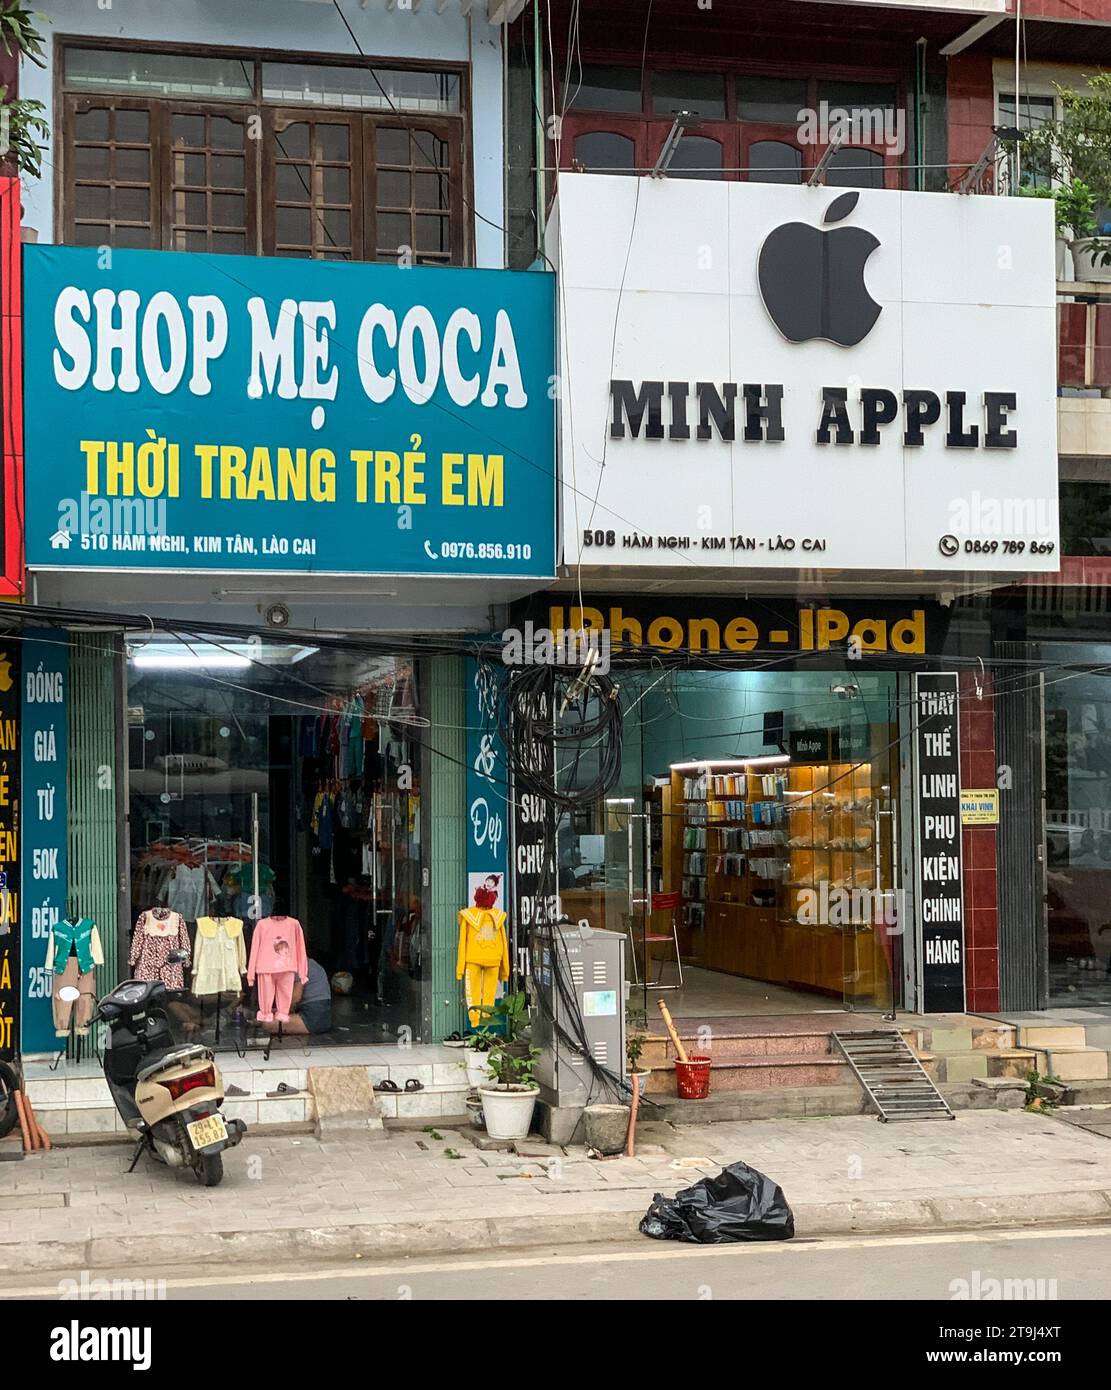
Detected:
left=57, top=986, right=81, bottom=1003
left=166, top=949, right=188, bottom=964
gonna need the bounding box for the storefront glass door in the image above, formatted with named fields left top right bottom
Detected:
left=559, top=665, right=902, bottom=1017
left=126, top=638, right=426, bottom=1047
left=1043, top=644, right=1111, bottom=1006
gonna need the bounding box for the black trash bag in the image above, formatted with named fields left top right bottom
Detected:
left=639, top=1160, right=795, bottom=1244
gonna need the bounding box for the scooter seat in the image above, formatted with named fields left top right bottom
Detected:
left=136, top=1044, right=213, bottom=1083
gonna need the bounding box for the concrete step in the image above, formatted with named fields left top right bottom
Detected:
left=985, top=1048, right=1038, bottom=1080
left=938, top=1052, right=990, bottom=1083
left=921, top=1026, right=974, bottom=1054
left=645, top=1053, right=851, bottom=1095
left=1076, top=1023, right=1111, bottom=1052
left=24, top=1053, right=472, bottom=1137
left=1057, top=1077, right=1111, bottom=1105
left=1034, top=1047, right=1110, bottom=1082
left=1018, top=1024, right=1088, bottom=1050
left=642, top=1029, right=835, bottom=1067
left=648, top=1079, right=1023, bottom=1125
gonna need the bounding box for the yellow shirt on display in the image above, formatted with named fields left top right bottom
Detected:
left=456, top=907, right=510, bottom=980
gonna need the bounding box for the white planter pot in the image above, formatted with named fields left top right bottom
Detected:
left=627, top=1069, right=651, bottom=1100
left=1070, top=238, right=1111, bottom=283
left=479, top=1083, right=539, bottom=1141
left=463, top=1047, right=491, bottom=1089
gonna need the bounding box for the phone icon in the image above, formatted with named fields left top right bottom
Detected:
left=423, top=541, right=439, bottom=560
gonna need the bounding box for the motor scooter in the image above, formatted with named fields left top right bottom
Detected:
left=58, top=950, right=246, bottom=1185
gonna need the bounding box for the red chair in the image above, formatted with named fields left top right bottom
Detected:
left=638, top=890, right=684, bottom=991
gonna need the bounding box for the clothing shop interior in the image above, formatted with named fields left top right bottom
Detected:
left=558, top=668, right=902, bottom=1020
left=126, top=637, right=425, bottom=1049
left=1043, top=642, right=1111, bottom=1007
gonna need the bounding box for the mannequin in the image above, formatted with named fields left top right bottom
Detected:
left=247, top=898, right=308, bottom=1023
left=192, top=894, right=247, bottom=997
left=130, top=902, right=191, bottom=989
left=48, top=903, right=104, bottom=1038
left=456, top=898, right=509, bottom=1028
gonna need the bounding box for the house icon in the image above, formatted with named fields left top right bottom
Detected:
left=50, top=529, right=72, bottom=550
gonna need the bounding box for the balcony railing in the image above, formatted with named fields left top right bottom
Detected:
left=1058, top=282, right=1111, bottom=391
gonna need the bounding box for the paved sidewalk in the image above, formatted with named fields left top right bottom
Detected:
left=5, top=1110, right=1111, bottom=1273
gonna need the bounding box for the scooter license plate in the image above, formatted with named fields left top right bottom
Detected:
left=186, top=1114, right=228, bottom=1150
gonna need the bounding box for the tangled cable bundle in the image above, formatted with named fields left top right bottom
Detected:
left=498, top=662, right=623, bottom=813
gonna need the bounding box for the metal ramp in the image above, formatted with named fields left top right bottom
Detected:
left=832, top=1029, right=955, bottom=1122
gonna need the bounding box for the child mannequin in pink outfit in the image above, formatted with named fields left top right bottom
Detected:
left=247, top=908, right=309, bottom=1023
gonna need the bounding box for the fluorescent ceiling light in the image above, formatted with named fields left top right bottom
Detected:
left=129, top=639, right=319, bottom=669
left=132, top=650, right=250, bottom=671
left=669, top=755, right=791, bottom=772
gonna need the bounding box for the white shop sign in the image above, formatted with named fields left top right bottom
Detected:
left=551, top=174, right=1059, bottom=573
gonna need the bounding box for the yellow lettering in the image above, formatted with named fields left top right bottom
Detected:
left=376, top=452, right=401, bottom=504
left=80, top=440, right=105, bottom=494
left=196, top=444, right=218, bottom=499
left=220, top=446, right=248, bottom=501
left=816, top=608, right=850, bottom=650
left=891, top=609, right=926, bottom=655
left=310, top=449, right=335, bottom=503
left=442, top=453, right=465, bottom=506
left=723, top=617, right=758, bottom=652
left=467, top=453, right=503, bottom=507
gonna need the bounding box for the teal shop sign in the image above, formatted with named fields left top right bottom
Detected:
left=23, top=246, right=555, bottom=577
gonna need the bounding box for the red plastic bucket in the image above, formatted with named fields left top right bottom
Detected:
left=674, top=1055, right=712, bottom=1100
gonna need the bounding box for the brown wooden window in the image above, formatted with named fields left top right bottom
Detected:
left=60, top=45, right=469, bottom=264
left=373, top=124, right=461, bottom=265
left=67, top=97, right=158, bottom=248
left=266, top=114, right=361, bottom=260
left=167, top=108, right=254, bottom=255
left=561, top=64, right=903, bottom=189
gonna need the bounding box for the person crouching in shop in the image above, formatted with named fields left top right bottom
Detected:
left=257, top=957, right=333, bottom=1036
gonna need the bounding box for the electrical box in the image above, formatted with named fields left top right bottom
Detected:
left=532, top=919, right=626, bottom=1110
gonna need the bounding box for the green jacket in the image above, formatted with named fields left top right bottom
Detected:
left=52, top=916, right=98, bottom=975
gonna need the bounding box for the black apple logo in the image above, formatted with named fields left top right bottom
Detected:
left=758, top=191, right=881, bottom=347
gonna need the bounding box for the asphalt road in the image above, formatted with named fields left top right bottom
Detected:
left=13, top=1224, right=1111, bottom=1301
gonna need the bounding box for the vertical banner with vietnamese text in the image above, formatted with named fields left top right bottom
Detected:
left=913, top=671, right=966, bottom=1013
left=21, top=632, right=67, bottom=1054
left=508, top=671, right=558, bottom=975
left=0, top=636, right=19, bottom=1061
left=465, top=654, right=509, bottom=967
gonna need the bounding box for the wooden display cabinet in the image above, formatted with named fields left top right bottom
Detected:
left=660, top=738, right=897, bottom=1003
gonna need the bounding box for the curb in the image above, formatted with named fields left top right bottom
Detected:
left=11, top=1188, right=1111, bottom=1274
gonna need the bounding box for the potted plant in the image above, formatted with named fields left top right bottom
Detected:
left=477, top=991, right=541, bottom=1141
left=1023, top=76, right=1111, bottom=282
left=625, top=1006, right=651, bottom=1098
left=460, top=1028, right=495, bottom=1089
left=1017, top=180, right=1094, bottom=279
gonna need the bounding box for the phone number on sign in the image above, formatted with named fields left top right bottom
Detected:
left=440, top=542, right=533, bottom=561
left=964, top=540, right=1056, bottom=555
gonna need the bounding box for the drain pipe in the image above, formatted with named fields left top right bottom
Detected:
left=533, top=0, right=547, bottom=251
left=915, top=37, right=926, bottom=193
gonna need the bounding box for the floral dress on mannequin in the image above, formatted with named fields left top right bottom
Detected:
left=130, top=909, right=191, bottom=989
